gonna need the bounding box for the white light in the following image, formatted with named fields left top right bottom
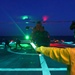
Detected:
left=39, top=54, right=42, bottom=56
left=30, top=42, right=36, bottom=49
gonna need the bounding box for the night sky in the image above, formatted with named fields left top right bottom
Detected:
left=0, top=0, right=75, bottom=36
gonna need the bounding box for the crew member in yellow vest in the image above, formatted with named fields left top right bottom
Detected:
left=36, top=46, right=75, bottom=75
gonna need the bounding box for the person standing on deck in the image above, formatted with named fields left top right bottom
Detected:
left=36, top=46, right=75, bottom=75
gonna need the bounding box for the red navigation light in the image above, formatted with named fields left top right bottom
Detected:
left=42, top=15, right=48, bottom=22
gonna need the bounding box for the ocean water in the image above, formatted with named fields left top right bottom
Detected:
left=0, top=36, right=74, bottom=42
left=50, top=36, right=74, bottom=41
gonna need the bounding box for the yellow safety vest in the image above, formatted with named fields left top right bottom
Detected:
left=36, top=46, right=75, bottom=75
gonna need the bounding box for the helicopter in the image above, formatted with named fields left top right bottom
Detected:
left=25, top=21, right=50, bottom=47
left=0, top=15, right=73, bottom=46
